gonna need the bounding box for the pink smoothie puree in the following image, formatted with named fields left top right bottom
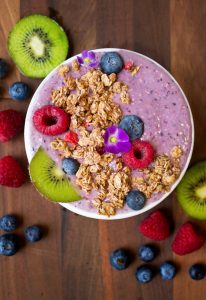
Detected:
left=25, top=49, right=193, bottom=216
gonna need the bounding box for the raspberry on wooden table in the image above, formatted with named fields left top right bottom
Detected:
left=0, top=156, right=26, bottom=188
left=0, top=109, right=24, bottom=142
left=139, top=210, right=170, bottom=241
left=172, top=222, right=205, bottom=255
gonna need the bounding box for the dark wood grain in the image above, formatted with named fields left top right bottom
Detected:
left=0, top=0, right=20, bottom=98
left=0, top=1, right=63, bottom=299
left=1, top=0, right=206, bottom=299
left=171, top=1, right=206, bottom=299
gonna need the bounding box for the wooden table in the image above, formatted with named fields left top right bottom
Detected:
left=0, top=0, right=206, bottom=299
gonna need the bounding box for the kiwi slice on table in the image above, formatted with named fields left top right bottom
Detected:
left=29, top=147, right=81, bottom=203
left=176, top=161, right=206, bottom=220
left=8, top=14, right=69, bottom=78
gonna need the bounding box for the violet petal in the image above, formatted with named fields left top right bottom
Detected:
left=88, top=51, right=95, bottom=60
left=116, top=141, right=132, bottom=152
left=89, top=61, right=98, bottom=68
left=77, top=56, right=83, bottom=64
left=104, top=130, right=110, bottom=143
left=106, top=125, right=118, bottom=136
left=82, top=50, right=88, bottom=59
left=105, top=144, right=120, bottom=154
left=117, top=128, right=130, bottom=142
left=104, top=125, right=131, bottom=154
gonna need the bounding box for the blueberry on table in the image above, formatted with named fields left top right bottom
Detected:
left=0, top=234, right=18, bottom=256
left=100, top=52, right=124, bottom=74
left=119, top=115, right=144, bottom=140
left=62, top=157, right=80, bottom=175
left=189, top=263, right=206, bottom=280
left=24, top=225, right=42, bottom=242
left=125, top=190, right=146, bottom=210
left=0, top=214, right=18, bottom=232
left=135, top=265, right=154, bottom=283
left=138, top=245, right=156, bottom=262
left=159, top=262, right=176, bottom=280
left=9, top=82, right=30, bottom=100
left=110, top=249, right=130, bottom=270
left=0, top=58, right=9, bottom=79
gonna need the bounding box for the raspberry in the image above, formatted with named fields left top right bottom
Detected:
left=139, top=210, right=170, bottom=241
left=122, top=140, right=154, bottom=169
left=124, top=61, right=134, bottom=70
left=172, top=222, right=205, bottom=255
left=96, top=146, right=105, bottom=155
left=64, top=131, right=79, bottom=145
left=0, top=156, right=26, bottom=188
left=33, top=105, right=70, bottom=136
left=0, top=109, right=24, bottom=142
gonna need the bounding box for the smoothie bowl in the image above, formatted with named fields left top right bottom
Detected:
left=25, top=48, right=194, bottom=220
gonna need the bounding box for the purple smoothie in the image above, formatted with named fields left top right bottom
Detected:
left=25, top=49, right=193, bottom=216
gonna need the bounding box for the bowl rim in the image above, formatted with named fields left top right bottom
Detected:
left=24, top=48, right=195, bottom=220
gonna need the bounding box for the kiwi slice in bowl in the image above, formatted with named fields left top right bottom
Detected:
left=176, top=161, right=206, bottom=220
left=8, top=14, right=69, bottom=78
left=29, top=147, right=81, bottom=202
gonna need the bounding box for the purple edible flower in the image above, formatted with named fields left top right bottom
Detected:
left=77, top=50, right=98, bottom=67
left=104, top=125, right=132, bottom=154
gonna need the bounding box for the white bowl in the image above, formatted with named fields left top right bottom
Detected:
left=24, top=48, right=194, bottom=220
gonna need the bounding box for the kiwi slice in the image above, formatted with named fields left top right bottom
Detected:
left=8, top=14, right=69, bottom=78
left=29, top=147, right=81, bottom=202
left=176, top=161, right=206, bottom=220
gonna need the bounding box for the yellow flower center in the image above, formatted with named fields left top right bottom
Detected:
left=110, top=136, right=117, bottom=143
left=84, top=58, right=90, bottom=64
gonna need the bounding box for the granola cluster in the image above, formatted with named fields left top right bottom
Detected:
left=92, top=163, right=131, bottom=216
left=132, top=146, right=182, bottom=198
left=51, top=135, right=131, bottom=216
left=50, top=60, right=183, bottom=217
left=130, top=65, right=141, bottom=76
left=50, top=137, right=73, bottom=158
left=50, top=62, right=135, bottom=216
left=51, top=65, right=131, bottom=131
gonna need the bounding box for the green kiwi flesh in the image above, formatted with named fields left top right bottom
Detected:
left=8, top=14, right=69, bottom=78
left=29, top=147, right=81, bottom=202
left=176, top=161, right=206, bottom=220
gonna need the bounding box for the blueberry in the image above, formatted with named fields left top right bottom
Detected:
left=0, top=234, right=18, bottom=256
left=119, top=115, right=144, bottom=140
left=189, top=263, right=206, bottom=280
left=100, top=52, right=123, bottom=74
left=138, top=245, right=156, bottom=262
left=24, top=225, right=42, bottom=242
left=0, top=58, right=9, bottom=79
left=110, top=249, right=130, bottom=271
left=125, top=190, right=146, bottom=210
left=135, top=265, right=153, bottom=283
left=62, top=158, right=80, bottom=175
left=9, top=82, right=30, bottom=100
left=0, top=214, right=18, bottom=232
left=160, top=262, right=176, bottom=280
